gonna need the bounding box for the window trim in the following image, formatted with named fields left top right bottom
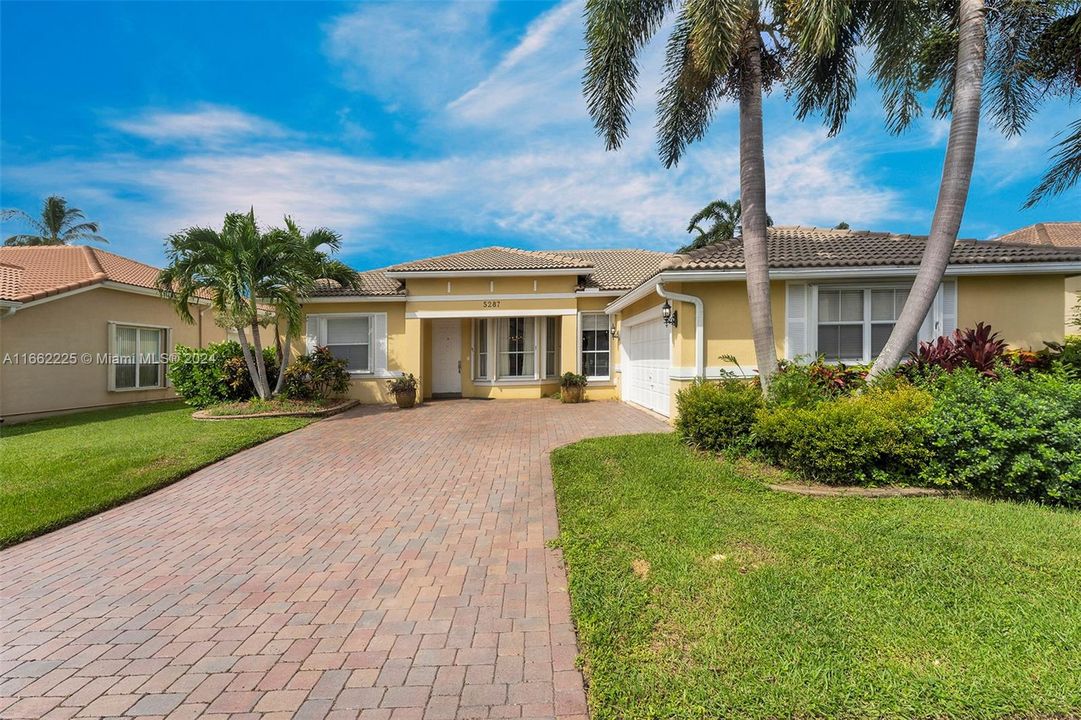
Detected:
left=108, top=321, right=169, bottom=392
left=578, top=312, right=611, bottom=381
left=311, top=313, right=375, bottom=375
left=812, top=283, right=913, bottom=364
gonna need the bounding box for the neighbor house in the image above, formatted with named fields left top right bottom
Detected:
left=300, top=225, right=1081, bottom=418
left=993, top=222, right=1081, bottom=334
left=0, top=246, right=228, bottom=423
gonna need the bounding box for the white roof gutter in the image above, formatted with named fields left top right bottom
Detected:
left=0, top=300, right=21, bottom=317
left=655, top=282, right=704, bottom=379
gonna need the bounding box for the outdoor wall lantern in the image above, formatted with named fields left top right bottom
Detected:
left=661, top=299, right=678, bottom=327
left=609, top=322, right=619, bottom=339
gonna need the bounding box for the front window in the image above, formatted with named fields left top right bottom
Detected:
left=498, top=317, right=535, bottom=378
left=580, top=313, right=610, bottom=379
left=474, top=319, right=489, bottom=380
left=817, top=287, right=911, bottom=363
left=545, top=317, right=560, bottom=378
left=324, top=316, right=371, bottom=372
left=113, top=324, right=165, bottom=390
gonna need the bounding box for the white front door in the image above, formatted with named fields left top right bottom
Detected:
left=621, top=315, right=671, bottom=417
left=431, top=319, right=462, bottom=395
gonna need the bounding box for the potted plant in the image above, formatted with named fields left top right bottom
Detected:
left=560, top=372, right=587, bottom=403
left=387, top=373, right=419, bottom=409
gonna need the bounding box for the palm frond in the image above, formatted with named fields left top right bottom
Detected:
left=583, top=0, right=672, bottom=150
left=1024, top=115, right=1081, bottom=207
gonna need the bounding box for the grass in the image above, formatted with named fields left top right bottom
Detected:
left=0, top=401, right=311, bottom=547
left=551, top=433, right=1081, bottom=720
left=202, top=396, right=346, bottom=416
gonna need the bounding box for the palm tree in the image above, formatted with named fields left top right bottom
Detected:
left=269, top=217, right=361, bottom=395
left=157, top=209, right=359, bottom=399
left=584, top=1, right=789, bottom=393
left=679, top=198, right=773, bottom=253
left=786, top=0, right=1074, bottom=378
left=2, top=196, right=108, bottom=246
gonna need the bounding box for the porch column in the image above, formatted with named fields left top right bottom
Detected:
left=560, top=313, right=578, bottom=376
left=404, top=316, right=425, bottom=403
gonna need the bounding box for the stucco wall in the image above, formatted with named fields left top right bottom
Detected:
left=957, top=274, right=1068, bottom=348
left=295, top=300, right=410, bottom=404
left=1067, top=275, right=1080, bottom=335
left=0, top=287, right=226, bottom=422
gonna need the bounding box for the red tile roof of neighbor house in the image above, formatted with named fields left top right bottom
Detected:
left=666, top=225, right=1081, bottom=271
left=993, top=222, right=1081, bottom=248
left=0, top=246, right=163, bottom=303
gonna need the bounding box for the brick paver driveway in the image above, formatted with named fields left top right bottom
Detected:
left=1, top=399, right=667, bottom=720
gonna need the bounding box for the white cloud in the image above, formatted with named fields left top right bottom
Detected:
left=324, top=1, right=497, bottom=111
left=111, top=104, right=287, bottom=145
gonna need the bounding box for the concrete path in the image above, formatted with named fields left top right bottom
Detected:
left=1, top=399, right=667, bottom=720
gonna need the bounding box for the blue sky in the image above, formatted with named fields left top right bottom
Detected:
left=2, top=1, right=1078, bottom=272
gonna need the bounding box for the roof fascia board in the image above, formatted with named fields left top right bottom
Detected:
left=386, top=267, right=593, bottom=279
left=302, top=295, right=407, bottom=304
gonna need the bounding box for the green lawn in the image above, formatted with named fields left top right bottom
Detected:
left=0, top=401, right=311, bottom=547
left=551, top=433, right=1081, bottom=720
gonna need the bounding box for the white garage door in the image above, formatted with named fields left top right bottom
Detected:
left=621, top=316, right=671, bottom=417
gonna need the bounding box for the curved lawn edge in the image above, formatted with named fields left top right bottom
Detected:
left=193, top=399, right=359, bottom=420
left=0, top=403, right=313, bottom=548
left=550, top=433, right=1081, bottom=720
left=766, top=483, right=953, bottom=498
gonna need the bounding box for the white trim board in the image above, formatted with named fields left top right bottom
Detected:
left=387, top=268, right=592, bottom=279
left=302, top=295, right=406, bottom=304
left=407, top=309, right=577, bottom=319
left=406, top=292, right=580, bottom=302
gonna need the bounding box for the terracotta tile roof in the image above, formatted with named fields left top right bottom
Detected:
left=993, top=221, right=1081, bottom=248
left=387, top=246, right=593, bottom=273
left=0, top=246, right=165, bottom=303
left=562, top=249, right=674, bottom=290
left=669, top=225, right=1081, bottom=271
left=310, top=268, right=404, bottom=297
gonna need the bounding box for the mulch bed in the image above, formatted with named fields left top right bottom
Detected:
left=192, top=399, right=359, bottom=421
left=767, top=483, right=952, bottom=498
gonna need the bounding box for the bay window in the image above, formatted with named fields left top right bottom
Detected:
left=498, top=317, right=535, bottom=378
left=580, top=313, right=610, bottom=379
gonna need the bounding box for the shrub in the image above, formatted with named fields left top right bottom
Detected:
left=675, top=379, right=763, bottom=451
left=753, top=385, right=933, bottom=486
left=281, top=346, right=350, bottom=400
left=903, top=322, right=1008, bottom=378
left=769, top=357, right=868, bottom=408
left=560, top=372, right=588, bottom=388
left=918, top=368, right=1081, bottom=507
left=1043, top=335, right=1081, bottom=379
left=169, top=340, right=279, bottom=408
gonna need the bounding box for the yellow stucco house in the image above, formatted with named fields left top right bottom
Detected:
left=301, top=225, right=1081, bottom=419
left=994, top=222, right=1081, bottom=334
left=0, top=246, right=228, bottom=423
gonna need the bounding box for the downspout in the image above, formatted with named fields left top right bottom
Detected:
left=655, top=283, right=704, bottom=379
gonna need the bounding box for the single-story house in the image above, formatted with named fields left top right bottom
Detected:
left=300, top=225, right=1081, bottom=418
left=994, top=222, right=1081, bottom=334
left=0, top=246, right=228, bottom=423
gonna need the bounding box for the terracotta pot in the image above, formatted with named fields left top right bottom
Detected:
left=561, top=385, right=584, bottom=404
left=395, top=389, right=417, bottom=409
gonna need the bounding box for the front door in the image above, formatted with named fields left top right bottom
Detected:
left=431, top=318, right=462, bottom=396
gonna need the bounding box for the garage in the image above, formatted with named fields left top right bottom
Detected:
left=620, top=314, right=671, bottom=417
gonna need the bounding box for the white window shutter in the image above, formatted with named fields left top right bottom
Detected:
left=785, top=283, right=808, bottom=359
left=304, top=317, right=318, bottom=354
left=107, top=322, right=117, bottom=391
left=941, top=280, right=957, bottom=335
left=374, top=313, right=388, bottom=373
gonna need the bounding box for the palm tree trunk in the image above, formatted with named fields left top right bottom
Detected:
left=738, top=24, right=778, bottom=394
left=235, top=325, right=265, bottom=399
left=249, top=321, right=271, bottom=399
left=273, top=331, right=292, bottom=397
left=868, top=0, right=986, bottom=379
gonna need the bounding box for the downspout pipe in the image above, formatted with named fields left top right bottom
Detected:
left=655, top=282, right=704, bottom=379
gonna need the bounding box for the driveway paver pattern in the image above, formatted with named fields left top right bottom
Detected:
left=1, top=399, right=667, bottom=720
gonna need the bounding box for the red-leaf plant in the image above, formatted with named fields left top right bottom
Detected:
left=908, top=322, right=1007, bottom=377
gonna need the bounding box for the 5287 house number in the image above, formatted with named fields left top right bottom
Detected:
left=482, top=300, right=501, bottom=308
